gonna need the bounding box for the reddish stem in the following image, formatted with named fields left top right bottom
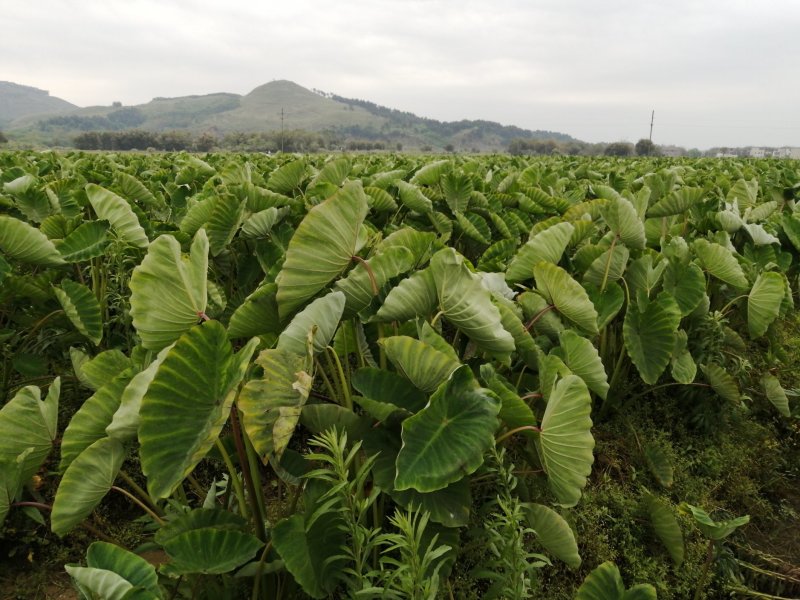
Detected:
left=524, top=305, right=555, bottom=332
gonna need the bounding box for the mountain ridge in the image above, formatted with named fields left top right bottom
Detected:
left=2, top=79, right=578, bottom=151
left=0, top=81, right=77, bottom=127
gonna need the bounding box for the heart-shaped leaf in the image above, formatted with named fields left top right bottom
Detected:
left=395, top=366, right=500, bottom=492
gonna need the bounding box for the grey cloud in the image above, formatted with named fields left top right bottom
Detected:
left=2, top=0, right=799, bottom=148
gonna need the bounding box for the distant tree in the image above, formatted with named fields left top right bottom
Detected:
left=112, top=101, right=123, bottom=108
left=158, top=130, right=192, bottom=151
left=635, top=138, right=656, bottom=156
left=194, top=132, right=217, bottom=152
left=396, top=143, right=403, bottom=151
left=604, top=142, right=634, bottom=157
left=108, top=108, right=145, bottom=128
left=508, top=138, right=561, bottom=156
left=444, top=143, right=455, bottom=153
left=0, top=131, right=7, bottom=144
left=421, top=145, right=432, bottom=152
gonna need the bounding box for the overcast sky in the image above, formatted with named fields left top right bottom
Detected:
left=3, top=0, right=799, bottom=149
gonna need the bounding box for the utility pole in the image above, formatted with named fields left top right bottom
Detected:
left=649, top=110, right=655, bottom=143
left=280, top=108, right=285, bottom=153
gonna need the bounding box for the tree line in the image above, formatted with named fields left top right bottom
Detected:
left=70, top=129, right=394, bottom=153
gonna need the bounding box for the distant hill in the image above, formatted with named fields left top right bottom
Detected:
left=0, top=82, right=77, bottom=127
left=3, top=79, right=578, bottom=151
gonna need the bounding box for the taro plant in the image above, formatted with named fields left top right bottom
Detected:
left=680, top=504, right=750, bottom=600
left=0, top=150, right=797, bottom=597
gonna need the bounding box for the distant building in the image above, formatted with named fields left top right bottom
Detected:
left=749, top=147, right=766, bottom=158
left=658, top=145, right=686, bottom=157
left=773, top=147, right=800, bottom=159
left=715, top=152, right=738, bottom=158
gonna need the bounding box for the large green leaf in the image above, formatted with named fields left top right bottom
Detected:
left=106, top=347, right=172, bottom=442
left=155, top=508, right=247, bottom=546
left=743, top=223, right=779, bottom=246
left=727, top=178, right=758, bottom=210
left=493, top=299, right=541, bottom=370
left=276, top=291, right=346, bottom=355
left=84, top=541, right=161, bottom=597
left=701, top=363, right=740, bottom=403
left=180, top=196, right=218, bottom=236
left=267, top=159, right=308, bottom=194
left=85, top=184, right=149, bottom=248
left=454, top=211, right=491, bottom=245
left=396, top=180, right=433, bottom=213
left=299, top=404, right=370, bottom=439
left=646, top=496, right=684, bottom=566
left=746, top=200, right=778, bottom=223
left=364, top=426, right=472, bottom=527
left=601, top=195, right=646, bottom=249
left=139, top=321, right=258, bottom=498
left=55, top=220, right=110, bottom=262
left=525, top=503, right=581, bottom=568
left=271, top=513, right=343, bottom=599
left=227, top=282, right=280, bottom=339
left=623, top=292, right=681, bottom=385
left=239, top=349, right=311, bottom=462
left=76, top=349, right=132, bottom=391
left=670, top=330, right=697, bottom=384
left=395, top=366, right=500, bottom=492
left=373, top=267, right=438, bottom=322
left=576, top=561, right=656, bottom=600
left=538, top=375, right=594, bottom=507
left=646, top=187, right=704, bottom=217
left=682, top=504, right=749, bottom=540
left=276, top=182, right=368, bottom=318
left=365, top=185, right=398, bottom=211
left=129, top=230, right=208, bottom=351
left=65, top=566, right=148, bottom=600
left=410, top=159, right=451, bottom=185
left=644, top=444, right=674, bottom=488
left=583, top=244, right=630, bottom=288
left=60, top=370, right=134, bottom=470
left=206, top=195, right=246, bottom=256
left=352, top=367, right=427, bottom=414
left=0, top=215, right=66, bottom=266
left=52, top=436, right=125, bottom=536
left=53, top=280, right=103, bottom=345
left=241, top=207, right=283, bottom=239
left=114, top=171, right=165, bottom=211
left=0, top=453, right=25, bottom=524
left=694, top=239, right=749, bottom=289
left=781, top=213, right=800, bottom=251
left=584, top=283, right=624, bottom=331
left=442, top=171, right=473, bottom=213
left=534, top=262, right=599, bottom=335
left=662, top=261, right=706, bottom=316
left=480, top=364, right=538, bottom=437
left=556, top=330, right=609, bottom=399
left=335, top=246, right=416, bottom=317
left=505, top=221, right=574, bottom=283
left=762, top=373, right=791, bottom=417
left=625, top=254, right=667, bottom=302
left=0, top=379, right=60, bottom=488
left=381, top=336, right=460, bottom=393
left=431, top=248, right=515, bottom=358
left=161, top=528, right=263, bottom=575
left=747, top=271, right=784, bottom=338
left=376, top=227, right=436, bottom=267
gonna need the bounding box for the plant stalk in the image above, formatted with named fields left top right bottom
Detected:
left=111, top=486, right=164, bottom=525
left=231, top=405, right=267, bottom=541
left=214, top=438, right=249, bottom=520
left=694, top=539, right=715, bottom=600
